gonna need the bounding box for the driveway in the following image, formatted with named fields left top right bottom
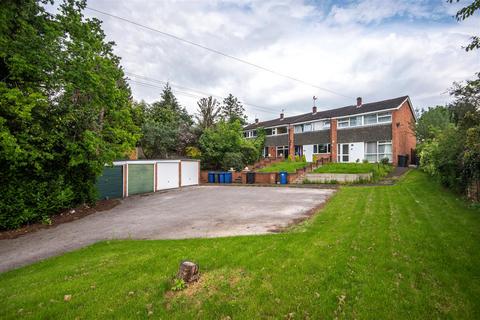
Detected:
left=0, top=186, right=335, bottom=272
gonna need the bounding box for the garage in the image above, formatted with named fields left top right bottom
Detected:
left=181, top=160, right=199, bottom=186
left=157, top=160, right=180, bottom=190
left=96, top=165, right=123, bottom=200
left=128, top=163, right=154, bottom=195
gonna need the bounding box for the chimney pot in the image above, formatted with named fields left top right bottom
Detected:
left=356, top=97, right=362, bottom=107
left=255, top=118, right=259, bottom=123
left=312, top=106, right=317, bottom=114
left=280, top=113, right=284, bottom=119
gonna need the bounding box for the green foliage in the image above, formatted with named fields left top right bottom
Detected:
left=198, top=120, right=260, bottom=170
left=221, top=152, right=244, bottom=171
left=137, top=84, right=194, bottom=159
left=295, top=155, right=300, bottom=162
left=380, top=157, right=390, bottom=165
left=185, top=146, right=201, bottom=159
left=0, top=0, right=139, bottom=229
left=221, top=94, right=247, bottom=125
left=414, top=106, right=452, bottom=141
left=418, top=73, right=480, bottom=196
left=449, top=0, right=480, bottom=51
left=171, top=278, right=186, bottom=292
left=301, top=155, right=307, bottom=162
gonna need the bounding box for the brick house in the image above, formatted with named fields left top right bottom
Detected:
left=243, top=96, right=416, bottom=166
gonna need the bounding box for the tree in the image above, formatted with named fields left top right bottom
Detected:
left=0, top=0, right=140, bottom=229
left=414, top=106, right=452, bottom=141
left=198, top=120, right=262, bottom=170
left=195, top=96, right=220, bottom=130
left=221, top=94, right=247, bottom=124
left=138, top=84, right=195, bottom=158
left=449, top=0, right=480, bottom=51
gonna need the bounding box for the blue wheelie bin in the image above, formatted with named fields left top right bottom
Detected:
left=208, top=172, right=215, bottom=183
left=279, top=171, right=288, bottom=184
left=219, top=172, right=225, bottom=183
left=225, top=172, right=233, bottom=184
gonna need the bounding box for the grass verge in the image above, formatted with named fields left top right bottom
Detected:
left=257, top=160, right=309, bottom=173
left=313, top=162, right=393, bottom=181
left=1, top=171, right=480, bottom=319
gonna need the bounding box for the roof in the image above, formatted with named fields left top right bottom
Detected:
left=244, top=95, right=410, bottom=130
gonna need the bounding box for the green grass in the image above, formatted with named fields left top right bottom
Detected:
left=257, top=160, right=309, bottom=173
left=313, top=162, right=393, bottom=181
left=1, top=171, right=480, bottom=319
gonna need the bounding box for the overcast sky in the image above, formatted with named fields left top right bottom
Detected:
left=51, top=0, right=479, bottom=122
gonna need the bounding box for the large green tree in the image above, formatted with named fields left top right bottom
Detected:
left=221, top=93, right=247, bottom=124
left=414, top=106, right=452, bottom=141
left=138, top=84, right=195, bottom=158
left=0, top=0, right=139, bottom=229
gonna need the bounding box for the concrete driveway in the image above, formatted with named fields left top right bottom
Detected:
left=0, top=186, right=335, bottom=272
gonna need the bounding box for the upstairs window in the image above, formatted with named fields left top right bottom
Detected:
left=294, top=125, right=303, bottom=133
left=377, top=112, right=392, bottom=123
left=277, top=126, right=288, bottom=134
left=338, top=119, right=349, bottom=128
left=265, top=128, right=274, bottom=136
left=349, top=116, right=362, bottom=127
left=364, top=114, right=377, bottom=125
left=303, top=123, right=312, bottom=132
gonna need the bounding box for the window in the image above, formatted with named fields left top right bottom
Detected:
left=313, top=143, right=331, bottom=154
left=364, top=114, right=377, bottom=125
left=323, top=120, right=330, bottom=129
left=378, top=112, right=392, bottom=123
left=303, top=123, right=312, bottom=132
left=338, top=119, right=349, bottom=128
left=277, top=126, right=288, bottom=134
left=294, top=125, right=303, bottom=133
left=364, top=141, right=392, bottom=162
left=349, top=116, right=362, bottom=127
left=276, top=145, right=288, bottom=158
left=265, top=128, right=273, bottom=136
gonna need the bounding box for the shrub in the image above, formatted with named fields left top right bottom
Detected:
left=301, top=155, right=307, bottom=162
left=295, top=155, right=301, bottom=162
left=362, top=159, right=369, bottom=164
left=185, top=146, right=201, bottom=159
left=380, top=158, right=390, bottom=165
left=240, top=144, right=259, bottom=165
left=221, top=152, right=244, bottom=171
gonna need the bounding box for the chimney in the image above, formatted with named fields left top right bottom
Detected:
left=255, top=118, right=259, bottom=123
left=280, top=112, right=284, bottom=120
left=356, top=97, right=362, bottom=108
left=312, top=106, right=317, bottom=114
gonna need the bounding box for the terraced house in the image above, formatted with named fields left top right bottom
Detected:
left=244, top=96, right=416, bottom=166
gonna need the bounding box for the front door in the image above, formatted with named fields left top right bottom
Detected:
left=303, top=145, right=314, bottom=162
left=338, top=143, right=349, bottom=162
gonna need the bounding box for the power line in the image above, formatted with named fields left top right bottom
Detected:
left=125, top=71, right=280, bottom=114
left=86, top=6, right=354, bottom=100
left=127, top=79, right=279, bottom=116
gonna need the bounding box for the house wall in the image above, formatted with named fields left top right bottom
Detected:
left=294, top=130, right=330, bottom=145
left=288, top=125, right=295, bottom=159
left=330, top=119, right=338, bottom=162
left=392, top=100, right=416, bottom=166
left=337, top=124, right=392, bottom=143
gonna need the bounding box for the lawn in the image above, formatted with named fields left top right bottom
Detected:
left=257, top=160, right=309, bottom=173
left=1, top=171, right=480, bottom=319
left=313, top=162, right=393, bottom=181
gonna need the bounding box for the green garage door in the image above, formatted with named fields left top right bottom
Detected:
left=96, top=166, right=123, bottom=200
left=128, top=164, right=154, bottom=195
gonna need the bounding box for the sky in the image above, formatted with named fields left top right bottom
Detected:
left=50, top=0, right=479, bottom=122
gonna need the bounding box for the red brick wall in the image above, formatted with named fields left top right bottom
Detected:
left=392, top=100, right=416, bottom=166
left=288, top=125, right=295, bottom=160
left=330, top=119, right=338, bottom=163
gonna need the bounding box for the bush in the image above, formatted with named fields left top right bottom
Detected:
left=185, top=146, right=201, bottom=159
left=221, top=152, right=244, bottom=171
left=380, top=158, right=390, bottom=165
left=301, top=155, right=307, bottom=162
left=240, top=144, right=259, bottom=165
left=362, top=159, right=369, bottom=164
left=295, top=155, right=301, bottom=162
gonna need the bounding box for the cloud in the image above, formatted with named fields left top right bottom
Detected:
left=50, top=0, right=480, bottom=121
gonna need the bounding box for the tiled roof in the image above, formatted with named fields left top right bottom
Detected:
left=244, top=95, right=409, bottom=130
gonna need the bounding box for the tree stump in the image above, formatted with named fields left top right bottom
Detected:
left=177, top=261, right=199, bottom=283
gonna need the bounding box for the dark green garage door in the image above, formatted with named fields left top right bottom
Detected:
left=96, top=166, right=123, bottom=200
left=128, top=164, right=154, bottom=195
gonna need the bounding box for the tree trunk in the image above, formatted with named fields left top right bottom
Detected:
left=177, top=261, right=199, bottom=283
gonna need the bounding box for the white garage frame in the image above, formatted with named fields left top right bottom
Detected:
left=181, top=160, right=200, bottom=186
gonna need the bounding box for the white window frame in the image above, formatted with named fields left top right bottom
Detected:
left=364, top=140, right=392, bottom=162
left=313, top=143, right=331, bottom=154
